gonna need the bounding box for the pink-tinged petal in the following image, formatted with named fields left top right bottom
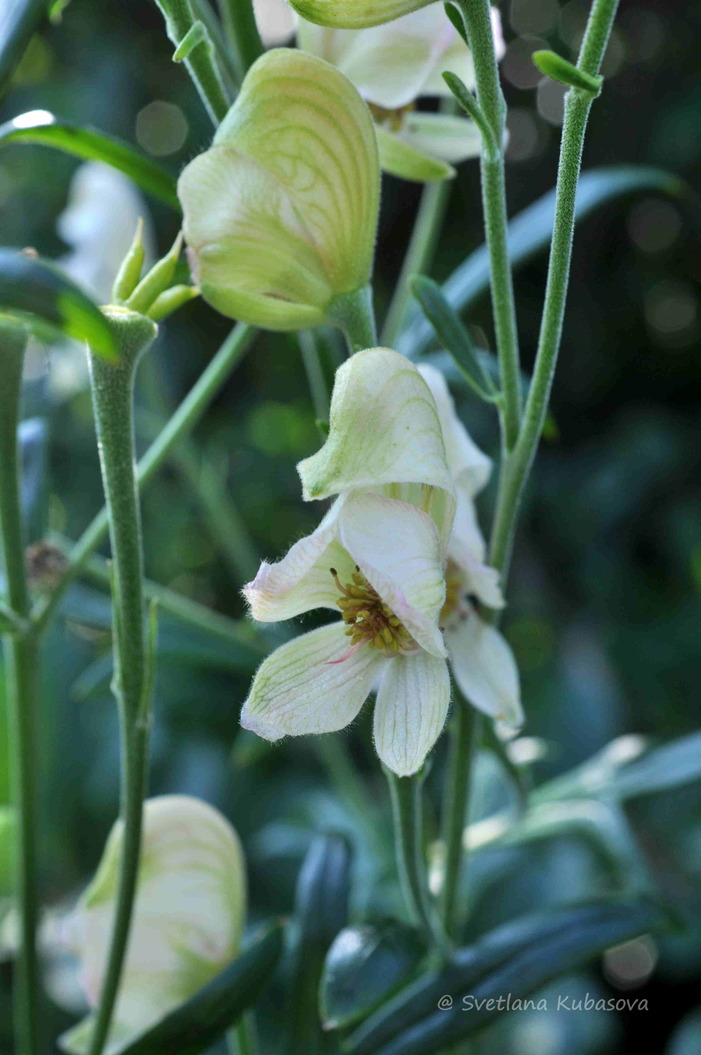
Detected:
left=241, top=623, right=382, bottom=739
left=243, top=498, right=355, bottom=622
left=339, top=491, right=447, bottom=658
left=373, top=652, right=451, bottom=775
left=447, top=614, right=523, bottom=730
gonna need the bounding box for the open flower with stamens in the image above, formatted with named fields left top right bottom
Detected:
left=297, top=6, right=505, bottom=181
left=298, top=347, right=523, bottom=731
left=241, top=490, right=451, bottom=776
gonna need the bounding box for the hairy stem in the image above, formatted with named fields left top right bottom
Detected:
left=439, top=702, right=479, bottom=937
left=155, top=0, right=230, bottom=124
left=217, top=0, right=263, bottom=79
left=0, top=326, right=40, bottom=1055
left=489, top=0, right=620, bottom=582
left=329, top=286, right=378, bottom=355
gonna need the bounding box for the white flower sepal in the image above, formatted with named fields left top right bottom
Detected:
left=60, top=796, right=246, bottom=1054
left=297, top=6, right=505, bottom=182
left=241, top=490, right=451, bottom=777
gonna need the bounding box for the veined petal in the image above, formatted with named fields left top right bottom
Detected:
left=374, top=652, right=451, bottom=775
left=289, top=0, right=434, bottom=30
left=402, top=113, right=482, bottom=165
left=241, top=623, right=381, bottom=739
left=417, top=364, right=492, bottom=497
left=339, top=491, right=447, bottom=658
left=179, top=48, right=379, bottom=330
left=63, top=797, right=245, bottom=1049
left=299, top=7, right=463, bottom=111
left=243, top=498, right=355, bottom=621
left=375, top=125, right=455, bottom=183
left=447, top=614, right=523, bottom=730
left=299, top=347, right=454, bottom=502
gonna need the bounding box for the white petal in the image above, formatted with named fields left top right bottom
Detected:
left=241, top=623, right=381, bottom=739
left=374, top=652, right=451, bottom=775
left=402, top=113, right=482, bottom=165
left=298, top=347, right=454, bottom=503
left=243, top=498, right=355, bottom=621
left=417, top=364, right=492, bottom=497
left=420, top=7, right=504, bottom=96
left=65, top=797, right=245, bottom=1047
left=448, top=614, right=523, bottom=730
left=339, top=492, right=447, bottom=658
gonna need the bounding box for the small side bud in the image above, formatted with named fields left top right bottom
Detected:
left=147, top=283, right=200, bottom=322
left=532, top=50, right=603, bottom=96
left=126, top=231, right=183, bottom=315
left=111, top=218, right=145, bottom=304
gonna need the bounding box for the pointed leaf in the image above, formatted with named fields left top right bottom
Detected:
left=321, top=921, right=425, bottom=1030
left=60, top=923, right=284, bottom=1055
left=411, top=276, right=494, bottom=399
left=0, top=113, right=180, bottom=210
left=400, top=166, right=694, bottom=357
left=0, top=250, right=117, bottom=360
left=346, top=898, right=668, bottom=1055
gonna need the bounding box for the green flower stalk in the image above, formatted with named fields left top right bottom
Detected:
left=178, top=48, right=380, bottom=338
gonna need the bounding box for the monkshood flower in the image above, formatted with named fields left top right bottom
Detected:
left=61, top=796, right=246, bottom=1052
left=298, top=347, right=522, bottom=730
left=241, top=489, right=451, bottom=777
left=178, top=48, right=379, bottom=331
left=298, top=6, right=504, bottom=181
left=289, top=0, right=435, bottom=29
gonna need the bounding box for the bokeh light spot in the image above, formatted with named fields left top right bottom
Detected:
left=136, top=100, right=188, bottom=157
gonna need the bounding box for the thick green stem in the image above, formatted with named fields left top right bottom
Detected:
left=31, top=323, right=255, bottom=634
left=386, top=771, right=452, bottom=958
left=457, top=0, right=521, bottom=451
left=86, top=310, right=157, bottom=1055
left=155, top=0, right=230, bottom=124
left=217, top=0, right=263, bottom=79
left=488, top=0, right=619, bottom=583
left=0, top=326, right=40, bottom=1055
left=382, top=175, right=453, bottom=348
left=328, top=286, right=378, bottom=355
left=439, top=702, right=478, bottom=937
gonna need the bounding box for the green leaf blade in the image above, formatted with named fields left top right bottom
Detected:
left=0, top=112, right=180, bottom=210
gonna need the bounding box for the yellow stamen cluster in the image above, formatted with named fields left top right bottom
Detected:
left=440, top=559, right=465, bottom=624
left=368, top=102, right=414, bottom=132
left=331, top=567, right=414, bottom=653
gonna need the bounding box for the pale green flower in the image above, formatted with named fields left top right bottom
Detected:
left=300, top=347, right=522, bottom=730
left=178, top=47, right=379, bottom=331
left=289, top=0, right=435, bottom=30
left=241, top=490, right=451, bottom=776
left=298, top=6, right=504, bottom=181
left=61, top=796, right=246, bottom=1053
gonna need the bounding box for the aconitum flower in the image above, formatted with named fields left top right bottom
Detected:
left=298, top=6, right=504, bottom=181
left=178, top=47, right=379, bottom=331
left=241, top=490, right=451, bottom=777
left=61, top=796, right=246, bottom=1052
left=299, top=347, right=522, bottom=730
left=289, top=0, right=435, bottom=30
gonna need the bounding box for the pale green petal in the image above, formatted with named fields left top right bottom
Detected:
left=179, top=48, right=379, bottom=330
left=289, top=0, right=435, bottom=30
left=241, top=623, right=381, bottom=739
left=402, top=113, right=482, bottom=165
left=420, top=6, right=504, bottom=95
left=299, top=347, right=454, bottom=503
left=417, top=364, right=492, bottom=496
left=375, top=125, right=455, bottom=182
left=447, top=615, right=523, bottom=730
left=373, top=651, right=451, bottom=775
left=65, top=797, right=245, bottom=1050
left=339, top=492, right=447, bottom=658
left=243, top=498, right=355, bottom=621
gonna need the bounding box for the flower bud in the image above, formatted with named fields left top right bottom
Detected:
left=289, top=0, right=432, bottom=29
left=178, top=48, right=380, bottom=331
left=62, top=796, right=246, bottom=1050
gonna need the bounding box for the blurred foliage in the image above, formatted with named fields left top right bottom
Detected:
left=0, top=0, right=700, bottom=1052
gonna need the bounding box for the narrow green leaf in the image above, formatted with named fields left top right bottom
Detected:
left=440, top=72, right=494, bottom=153
left=0, top=112, right=180, bottom=210
left=0, top=807, right=15, bottom=895
left=322, top=921, right=425, bottom=1031
left=411, top=276, right=495, bottom=400
left=442, top=3, right=468, bottom=45
left=533, top=50, right=603, bottom=96
left=346, top=899, right=667, bottom=1055
left=400, top=166, right=693, bottom=358
left=0, top=250, right=117, bottom=360
left=288, top=833, right=353, bottom=1054
left=0, top=0, right=50, bottom=93
left=60, top=923, right=284, bottom=1055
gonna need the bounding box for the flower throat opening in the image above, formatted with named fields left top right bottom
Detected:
left=331, top=567, right=414, bottom=653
